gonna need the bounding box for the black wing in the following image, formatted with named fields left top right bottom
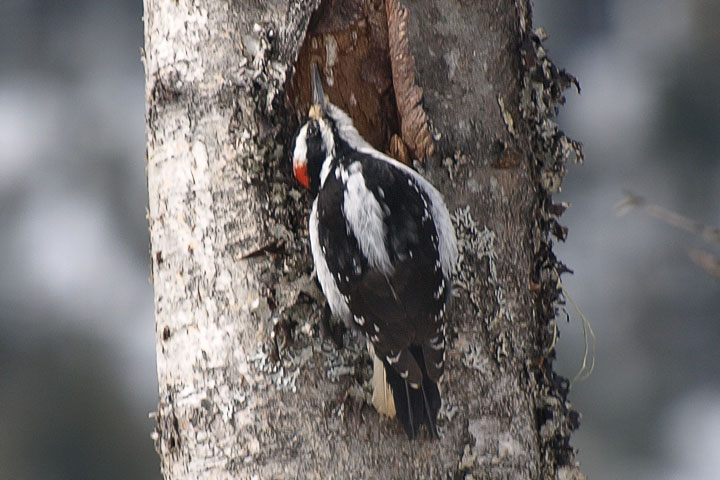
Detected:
left=315, top=152, right=447, bottom=386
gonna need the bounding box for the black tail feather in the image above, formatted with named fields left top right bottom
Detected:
left=382, top=346, right=441, bottom=439
left=404, top=379, right=416, bottom=439
left=421, top=383, right=439, bottom=438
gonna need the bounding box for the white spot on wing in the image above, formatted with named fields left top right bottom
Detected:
left=387, top=351, right=401, bottom=364
left=434, top=282, right=444, bottom=299
left=429, top=335, right=444, bottom=350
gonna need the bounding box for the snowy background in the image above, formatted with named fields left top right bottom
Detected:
left=0, top=1, right=718, bottom=478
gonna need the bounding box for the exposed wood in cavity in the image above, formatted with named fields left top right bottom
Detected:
left=288, top=0, right=397, bottom=153
left=386, top=0, right=434, bottom=162
left=288, top=0, right=434, bottom=165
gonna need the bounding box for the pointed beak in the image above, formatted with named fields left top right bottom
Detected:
left=310, top=63, right=325, bottom=119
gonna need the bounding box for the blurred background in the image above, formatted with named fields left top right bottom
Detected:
left=535, top=0, right=720, bottom=479
left=0, top=1, right=158, bottom=478
left=0, top=0, right=717, bottom=479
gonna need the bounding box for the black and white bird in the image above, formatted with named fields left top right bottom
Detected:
left=292, top=65, right=457, bottom=439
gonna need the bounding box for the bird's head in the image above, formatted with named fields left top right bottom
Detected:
left=291, top=64, right=337, bottom=193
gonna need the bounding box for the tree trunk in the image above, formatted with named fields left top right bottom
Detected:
left=144, top=0, right=584, bottom=478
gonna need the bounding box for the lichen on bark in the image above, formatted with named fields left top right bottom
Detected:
left=518, top=7, right=585, bottom=479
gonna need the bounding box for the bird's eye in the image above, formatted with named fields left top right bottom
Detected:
left=307, top=122, right=320, bottom=139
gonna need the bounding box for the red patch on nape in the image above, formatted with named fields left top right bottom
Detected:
left=293, top=162, right=310, bottom=189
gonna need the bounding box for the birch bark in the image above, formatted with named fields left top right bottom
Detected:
left=144, top=1, right=583, bottom=478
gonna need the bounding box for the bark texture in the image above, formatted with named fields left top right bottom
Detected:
left=144, top=0, right=583, bottom=478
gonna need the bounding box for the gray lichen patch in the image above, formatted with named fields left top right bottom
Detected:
left=322, top=330, right=366, bottom=383
left=451, top=205, right=516, bottom=365
left=452, top=205, right=497, bottom=302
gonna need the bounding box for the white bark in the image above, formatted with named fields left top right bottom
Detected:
left=144, top=1, right=583, bottom=478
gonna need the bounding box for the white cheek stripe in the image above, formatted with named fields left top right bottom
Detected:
left=310, top=200, right=350, bottom=323
left=293, top=124, right=308, bottom=169
left=342, top=162, right=392, bottom=274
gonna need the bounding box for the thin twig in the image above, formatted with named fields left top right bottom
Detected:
left=688, top=248, right=720, bottom=280
left=616, top=190, right=720, bottom=246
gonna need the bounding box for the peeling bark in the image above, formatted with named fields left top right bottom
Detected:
left=386, top=0, right=434, bottom=162
left=144, top=0, right=583, bottom=478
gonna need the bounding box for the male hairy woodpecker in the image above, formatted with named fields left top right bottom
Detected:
left=292, top=65, right=457, bottom=439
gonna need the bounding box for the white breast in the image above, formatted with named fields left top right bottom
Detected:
left=310, top=199, right=351, bottom=323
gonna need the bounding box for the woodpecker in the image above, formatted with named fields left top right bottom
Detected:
left=292, top=65, right=457, bottom=439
